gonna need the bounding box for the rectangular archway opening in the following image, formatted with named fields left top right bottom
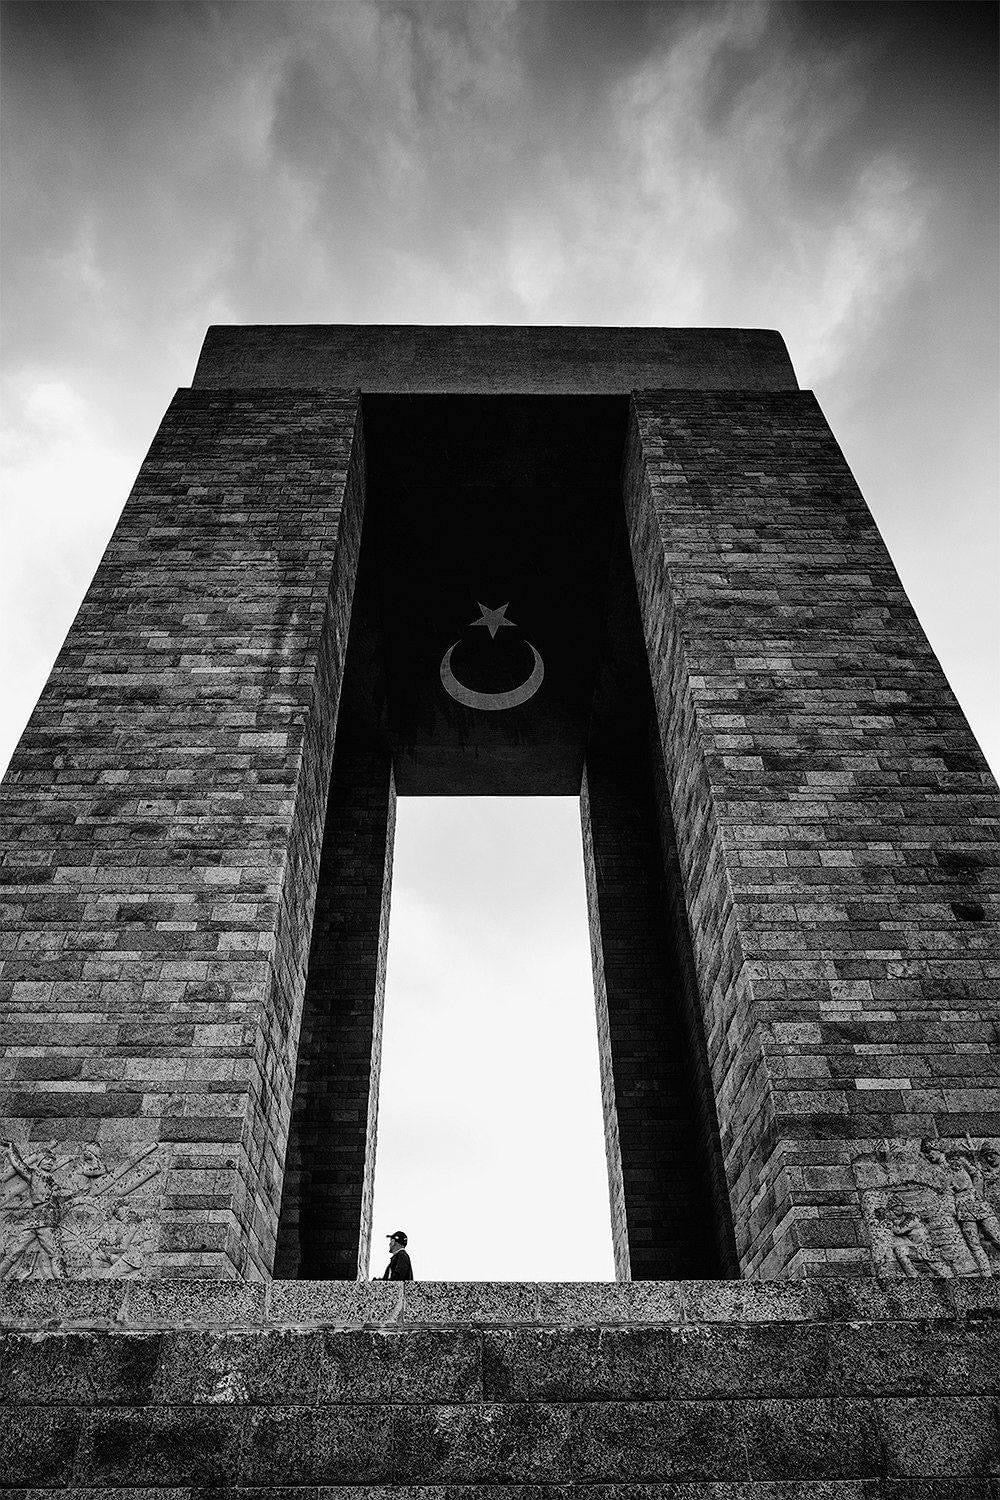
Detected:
left=368, top=796, right=616, bottom=1281
left=274, top=391, right=735, bottom=1279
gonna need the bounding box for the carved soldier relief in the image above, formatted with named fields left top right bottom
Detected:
left=0, top=1139, right=165, bottom=1279
left=852, top=1138, right=1000, bottom=1277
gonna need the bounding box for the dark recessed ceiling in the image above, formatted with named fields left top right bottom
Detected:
left=362, top=395, right=629, bottom=794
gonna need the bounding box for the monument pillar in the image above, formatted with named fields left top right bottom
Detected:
left=626, top=388, right=1000, bottom=1277
left=0, top=388, right=366, bottom=1278
left=274, top=541, right=395, bottom=1279
left=581, top=525, right=735, bottom=1279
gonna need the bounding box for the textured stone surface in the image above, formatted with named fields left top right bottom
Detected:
left=401, top=1283, right=540, bottom=1325
left=317, top=1327, right=482, bottom=1404
left=535, top=1280, right=684, bottom=1324
left=582, top=525, right=734, bottom=1278
left=192, top=325, right=800, bottom=395
left=0, top=389, right=366, bottom=1279
left=625, top=389, right=1000, bottom=1278
left=122, top=1276, right=267, bottom=1327
left=583, top=750, right=718, bottom=1277
left=0, top=1487, right=994, bottom=1500
left=272, top=486, right=396, bottom=1280
left=275, top=741, right=395, bottom=1279
left=1, top=1279, right=997, bottom=1486
left=266, top=1277, right=403, bottom=1327
left=8, top=1275, right=995, bottom=1329
left=2, top=1276, right=999, bottom=1330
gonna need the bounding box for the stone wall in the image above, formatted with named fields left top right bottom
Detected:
left=1, top=1279, right=996, bottom=1489
left=0, top=389, right=366, bottom=1279
left=627, top=389, right=1000, bottom=1280
left=192, top=324, right=800, bottom=395
left=582, top=748, right=722, bottom=1279
left=581, top=524, right=736, bottom=1279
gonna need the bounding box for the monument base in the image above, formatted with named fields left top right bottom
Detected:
left=1, top=1279, right=997, bottom=1490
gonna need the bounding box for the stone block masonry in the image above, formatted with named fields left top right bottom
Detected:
left=581, top=520, right=737, bottom=1280
left=192, top=323, right=800, bottom=395
left=0, top=1278, right=997, bottom=1488
left=627, top=389, right=1000, bottom=1279
left=1, top=325, right=998, bottom=1290
left=0, top=388, right=366, bottom=1279
left=274, top=519, right=396, bottom=1280
left=584, top=745, right=727, bottom=1280
left=275, top=748, right=395, bottom=1280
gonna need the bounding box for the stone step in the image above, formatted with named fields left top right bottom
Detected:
left=1, top=1281, right=997, bottom=1488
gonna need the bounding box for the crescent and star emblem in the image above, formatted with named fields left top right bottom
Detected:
left=440, top=602, right=545, bottom=712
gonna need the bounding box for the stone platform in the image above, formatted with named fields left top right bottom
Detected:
left=1, top=1279, right=997, bottom=1493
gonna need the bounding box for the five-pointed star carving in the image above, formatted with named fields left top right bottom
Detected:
left=470, top=601, right=517, bottom=639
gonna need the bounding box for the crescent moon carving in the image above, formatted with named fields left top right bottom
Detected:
left=440, top=641, right=544, bottom=712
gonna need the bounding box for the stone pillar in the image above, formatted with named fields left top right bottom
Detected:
left=582, top=753, right=725, bottom=1279
left=274, top=742, right=395, bottom=1279
left=625, top=389, right=1000, bottom=1278
left=582, top=530, right=733, bottom=1279
left=0, top=388, right=366, bottom=1278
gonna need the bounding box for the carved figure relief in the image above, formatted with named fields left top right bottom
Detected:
left=852, top=1137, right=1000, bottom=1278
left=0, top=1139, right=164, bottom=1279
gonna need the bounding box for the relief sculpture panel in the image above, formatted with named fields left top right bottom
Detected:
left=0, top=1138, right=165, bottom=1279
left=852, top=1137, right=1000, bottom=1278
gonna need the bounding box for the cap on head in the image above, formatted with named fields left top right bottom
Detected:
left=387, top=1229, right=407, bottom=1247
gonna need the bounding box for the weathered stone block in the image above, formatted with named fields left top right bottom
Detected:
left=875, top=1396, right=1000, bottom=1477
left=0, top=1329, right=162, bottom=1406
left=0, top=1278, right=126, bottom=1329
left=740, top=1399, right=882, bottom=1480
left=819, top=1318, right=1000, bottom=1395
left=0, top=1405, right=82, bottom=1485
left=241, top=1406, right=317, bottom=1485
left=535, top=1281, right=684, bottom=1325
left=318, top=1328, right=481, bottom=1405
left=267, top=1278, right=402, bottom=1327
left=311, top=1403, right=571, bottom=1485
left=402, top=1283, right=538, bottom=1325
left=570, top=1399, right=746, bottom=1482
left=151, top=1327, right=322, bottom=1406
left=75, top=1405, right=240, bottom=1484
left=122, top=1277, right=266, bottom=1328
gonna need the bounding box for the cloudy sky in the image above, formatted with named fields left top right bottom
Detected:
left=2, top=1, right=997, bottom=1278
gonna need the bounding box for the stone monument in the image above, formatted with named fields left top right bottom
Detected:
left=1, top=326, right=997, bottom=1488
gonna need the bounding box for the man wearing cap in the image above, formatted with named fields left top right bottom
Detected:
left=382, top=1230, right=413, bottom=1281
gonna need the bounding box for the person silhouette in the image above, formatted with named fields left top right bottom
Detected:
left=382, top=1229, right=413, bottom=1281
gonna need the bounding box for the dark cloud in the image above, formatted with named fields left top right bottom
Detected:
left=1, top=0, right=997, bottom=768
left=800, top=0, right=997, bottom=100
left=516, top=0, right=693, bottom=91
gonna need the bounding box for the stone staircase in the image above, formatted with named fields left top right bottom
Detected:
left=1, top=1279, right=997, bottom=1492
